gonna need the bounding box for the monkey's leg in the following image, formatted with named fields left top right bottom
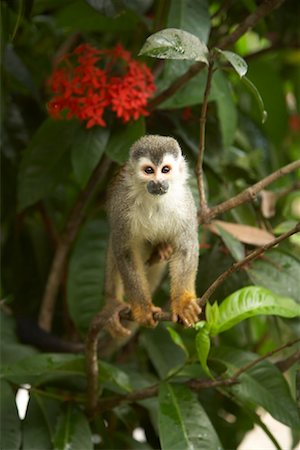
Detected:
left=169, top=242, right=201, bottom=327
left=102, top=237, right=131, bottom=337
left=113, top=241, right=162, bottom=328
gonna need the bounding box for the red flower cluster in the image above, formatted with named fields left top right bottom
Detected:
left=47, top=43, right=156, bottom=128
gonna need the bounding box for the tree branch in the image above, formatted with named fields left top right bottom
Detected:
left=199, top=159, right=300, bottom=224
left=196, top=62, right=214, bottom=215
left=199, top=222, right=300, bottom=306
left=148, top=0, right=286, bottom=110
left=38, top=155, right=112, bottom=331
left=94, top=337, right=299, bottom=412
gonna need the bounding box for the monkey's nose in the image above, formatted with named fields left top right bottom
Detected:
left=147, top=180, right=169, bottom=196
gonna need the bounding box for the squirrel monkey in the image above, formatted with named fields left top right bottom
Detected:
left=103, top=135, right=200, bottom=336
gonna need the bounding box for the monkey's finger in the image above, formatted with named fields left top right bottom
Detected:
left=181, top=310, right=196, bottom=327
left=187, top=302, right=201, bottom=323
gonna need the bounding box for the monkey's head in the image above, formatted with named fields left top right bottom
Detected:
left=129, top=135, right=188, bottom=196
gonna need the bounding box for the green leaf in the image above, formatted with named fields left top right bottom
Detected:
left=55, top=0, right=139, bottom=32
left=167, top=0, right=210, bottom=44
left=139, top=28, right=208, bottom=63
left=166, top=326, right=189, bottom=357
left=0, top=380, right=21, bottom=450
left=195, top=323, right=212, bottom=377
left=247, top=249, right=300, bottom=303
left=216, top=223, right=245, bottom=261
left=53, top=405, right=93, bottom=450
left=100, top=361, right=131, bottom=392
left=210, top=286, right=300, bottom=336
left=85, top=0, right=124, bottom=16
left=141, top=326, right=187, bottom=379
left=214, top=70, right=238, bottom=148
left=67, top=215, right=109, bottom=335
left=215, top=48, right=248, bottom=77
left=71, top=126, right=109, bottom=187
left=18, top=118, right=79, bottom=211
left=158, top=383, right=222, bottom=450
left=4, top=44, right=40, bottom=101
left=23, top=394, right=61, bottom=450
left=212, top=346, right=300, bottom=428
left=105, top=118, right=145, bottom=164
left=1, top=353, right=85, bottom=385
left=205, top=302, right=219, bottom=326
left=241, top=76, right=267, bottom=123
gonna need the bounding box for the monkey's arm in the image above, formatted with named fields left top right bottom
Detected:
left=169, top=230, right=201, bottom=327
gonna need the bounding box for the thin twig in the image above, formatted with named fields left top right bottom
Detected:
left=95, top=337, right=299, bottom=412
left=38, top=155, right=111, bottom=331
left=196, top=62, right=214, bottom=214
left=276, top=349, right=300, bottom=372
left=199, top=159, right=300, bottom=224
left=199, top=222, right=300, bottom=306
left=148, top=0, right=286, bottom=110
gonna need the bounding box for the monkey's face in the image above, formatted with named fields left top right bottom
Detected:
left=134, top=154, right=185, bottom=197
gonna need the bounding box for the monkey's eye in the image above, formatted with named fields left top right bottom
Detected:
left=144, top=166, right=155, bottom=174
left=161, top=165, right=171, bottom=174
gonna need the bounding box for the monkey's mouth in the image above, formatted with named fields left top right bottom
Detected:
left=147, top=180, right=169, bottom=196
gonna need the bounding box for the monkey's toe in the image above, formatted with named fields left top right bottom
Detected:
left=131, top=303, right=162, bottom=328
left=172, top=294, right=201, bottom=327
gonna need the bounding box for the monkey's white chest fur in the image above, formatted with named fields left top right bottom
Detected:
left=128, top=184, right=189, bottom=243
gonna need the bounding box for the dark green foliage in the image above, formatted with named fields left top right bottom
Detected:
left=1, top=0, right=300, bottom=449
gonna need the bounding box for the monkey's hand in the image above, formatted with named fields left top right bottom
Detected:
left=171, top=293, right=201, bottom=327
left=131, top=303, right=162, bottom=328
left=102, top=301, right=132, bottom=337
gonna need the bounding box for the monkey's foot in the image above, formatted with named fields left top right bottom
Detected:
left=102, top=302, right=132, bottom=337
left=172, top=293, right=201, bottom=327
left=147, top=243, right=173, bottom=266
left=131, top=303, right=162, bottom=328
left=157, top=243, right=173, bottom=262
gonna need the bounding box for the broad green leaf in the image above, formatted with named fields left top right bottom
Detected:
left=55, top=0, right=139, bottom=32
left=214, top=70, right=238, bottom=148
left=18, top=118, right=79, bottom=211
left=67, top=216, right=109, bottom=334
left=166, top=326, right=189, bottom=357
left=1, top=353, right=85, bottom=385
left=241, top=76, right=267, bottom=123
left=215, top=48, right=248, bottom=77
left=53, top=405, right=93, bottom=450
left=85, top=0, right=123, bottom=16
left=85, top=0, right=152, bottom=15
left=71, top=126, right=109, bottom=187
left=216, top=223, right=245, bottom=261
left=4, top=44, right=40, bottom=101
left=167, top=0, right=210, bottom=44
left=210, top=286, right=300, bottom=336
left=105, top=117, right=145, bottom=164
left=141, top=326, right=187, bottom=379
left=0, top=380, right=21, bottom=450
left=195, top=323, right=212, bottom=377
left=212, top=346, right=300, bottom=428
left=139, top=28, right=208, bottom=63
left=247, top=249, right=300, bottom=303
left=100, top=361, right=131, bottom=392
left=159, top=383, right=222, bottom=450
left=23, top=394, right=61, bottom=450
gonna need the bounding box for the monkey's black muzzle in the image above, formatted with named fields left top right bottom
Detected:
left=147, top=180, right=169, bottom=196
